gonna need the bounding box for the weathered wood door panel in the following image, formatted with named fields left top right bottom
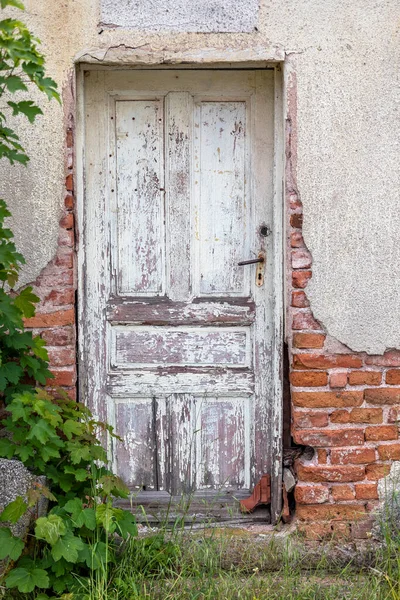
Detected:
left=80, top=69, right=281, bottom=520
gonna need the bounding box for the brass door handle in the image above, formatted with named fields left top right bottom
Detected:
left=238, top=252, right=265, bottom=287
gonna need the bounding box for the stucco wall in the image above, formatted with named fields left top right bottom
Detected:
left=0, top=0, right=399, bottom=354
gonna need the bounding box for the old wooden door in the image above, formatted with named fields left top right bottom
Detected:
left=80, top=69, right=281, bottom=521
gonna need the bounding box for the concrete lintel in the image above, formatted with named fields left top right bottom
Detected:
left=74, top=44, right=285, bottom=66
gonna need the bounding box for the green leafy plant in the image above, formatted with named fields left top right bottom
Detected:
left=0, top=2, right=138, bottom=598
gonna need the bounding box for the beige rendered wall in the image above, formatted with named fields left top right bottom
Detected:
left=0, top=0, right=398, bottom=355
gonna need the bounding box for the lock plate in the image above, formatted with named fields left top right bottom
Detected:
left=255, top=252, right=265, bottom=287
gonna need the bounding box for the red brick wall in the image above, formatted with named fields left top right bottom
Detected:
left=23, top=124, right=77, bottom=400
left=288, top=188, right=400, bottom=539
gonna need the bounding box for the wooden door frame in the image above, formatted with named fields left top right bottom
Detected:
left=75, top=60, right=284, bottom=524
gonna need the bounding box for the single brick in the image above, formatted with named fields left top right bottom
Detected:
left=292, top=271, right=312, bottom=289
left=365, top=388, right=400, bottom=405
left=330, top=448, right=376, bottom=465
left=58, top=229, right=74, bottom=248
left=24, top=308, right=75, bottom=329
left=297, top=504, right=367, bottom=522
left=65, top=173, right=74, bottom=191
left=293, top=354, right=363, bottom=370
left=378, top=443, right=400, bottom=460
left=348, top=371, right=382, bottom=386
left=292, top=411, right=328, bottom=429
left=330, top=410, right=350, bottom=424
left=317, top=449, right=328, bottom=464
left=295, top=485, right=329, bottom=504
left=291, top=291, right=310, bottom=308
left=47, top=368, right=76, bottom=387
left=355, top=483, right=378, bottom=500
left=47, top=347, right=75, bottom=367
left=293, top=391, right=363, bottom=408
left=64, top=193, right=74, bottom=210
left=43, top=289, right=75, bottom=307
left=292, top=311, right=321, bottom=330
left=293, top=428, right=364, bottom=447
left=297, top=522, right=332, bottom=540
left=290, top=213, right=303, bottom=228
left=293, top=333, right=326, bottom=349
left=292, top=249, right=312, bottom=270
left=60, top=212, right=74, bottom=230
left=291, top=231, right=304, bottom=248
left=388, top=407, right=400, bottom=423
left=329, top=372, right=348, bottom=389
left=365, top=463, right=391, bottom=480
left=331, top=484, right=355, bottom=501
left=290, top=371, right=328, bottom=387
left=55, top=252, right=74, bottom=269
left=386, top=370, right=400, bottom=385
left=365, top=351, right=400, bottom=367
left=348, top=408, right=383, bottom=424
left=41, top=326, right=74, bottom=347
left=296, top=464, right=365, bottom=483
left=365, top=425, right=398, bottom=441
left=289, top=193, right=302, bottom=211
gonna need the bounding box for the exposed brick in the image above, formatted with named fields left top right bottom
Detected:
left=292, top=312, right=321, bottom=331
left=290, top=371, right=328, bottom=387
left=47, top=368, right=76, bottom=387
left=60, top=213, right=74, bottom=230
left=378, top=443, right=400, bottom=461
left=330, top=410, right=350, bottom=424
left=365, top=351, right=400, bottom=367
left=289, top=193, right=302, bottom=212
left=386, top=370, right=400, bottom=385
left=41, top=327, right=74, bottom=347
left=43, top=289, right=75, bottom=307
left=348, top=408, right=383, bottom=424
left=348, top=371, right=382, bottom=386
left=293, top=428, right=364, bottom=447
left=24, top=309, right=75, bottom=329
left=291, top=291, right=310, bottom=308
left=64, top=193, right=74, bottom=209
left=388, top=407, right=400, bottom=423
left=292, top=410, right=328, bottom=428
left=330, top=448, right=376, bottom=465
left=331, top=484, right=355, bottom=501
left=292, top=249, right=312, bottom=270
left=55, top=252, right=74, bottom=269
left=290, top=231, right=304, bottom=248
left=296, top=464, right=365, bottom=483
left=35, top=270, right=73, bottom=288
left=329, top=371, right=348, bottom=389
left=295, top=485, right=329, bottom=504
left=365, top=463, right=391, bottom=480
left=317, top=448, right=328, bottom=463
left=351, top=518, right=376, bottom=539
left=58, top=229, right=74, bottom=248
left=355, top=483, right=378, bottom=500
left=365, top=388, right=400, bottom=405
left=293, top=391, right=363, bottom=408
left=297, top=504, right=367, bottom=522
left=297, top=522, right=332, bottom=540
left=292, top=271, right=312, bottom=289
left=48, top=347, right=75, bottom=367
left=290, top=213, right=303, bottom=228
left=365, top=425, right=398, bottom=441
left=293, top=354, right=363, bottom=370
left=293, top=333, right=325, bottom=349
left=66, top=128, right=73, bottom=148
left=65, top=173, right=73, bottom=191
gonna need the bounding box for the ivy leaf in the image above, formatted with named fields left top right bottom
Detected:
left=51, top=530, right=85, bottom=563
left=0, top=0, right=25, bottom=8
left=35, top=514, right=66, bottom=545
left=116, top=510, right=138, bottom=539
left=26, top=419, right=55, bottom=444
left=4, top=75, right=27, bottom=93
left=64, top=466, right=89, bottom=482
left=95, top=503, right=122, bottom=533
left=0, top=437, right=14, bottom=458
left=7, top=100, right=43, bottom=123
left=99, top=474, right=129, bottom=498
left=6, top=567, right=49, bottom=593
left=0, top=527, right=24, bottom=560
left=0, top=496, right=27, bottom=523
left=64, top=498, right=96, bottom=530
left=62, top=419, right=84, bottom=440
left=14, top=286, right=39, bottom=318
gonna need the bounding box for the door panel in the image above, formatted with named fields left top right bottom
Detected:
left=82, top=69, right=278, bottom=520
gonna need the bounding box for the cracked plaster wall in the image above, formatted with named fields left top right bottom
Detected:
left=0, top=0, right=398, bottom=354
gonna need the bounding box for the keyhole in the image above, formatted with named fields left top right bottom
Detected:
left=258, top=273, right=262, bottom=281
left=260, top=225, right=270, bottom=237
